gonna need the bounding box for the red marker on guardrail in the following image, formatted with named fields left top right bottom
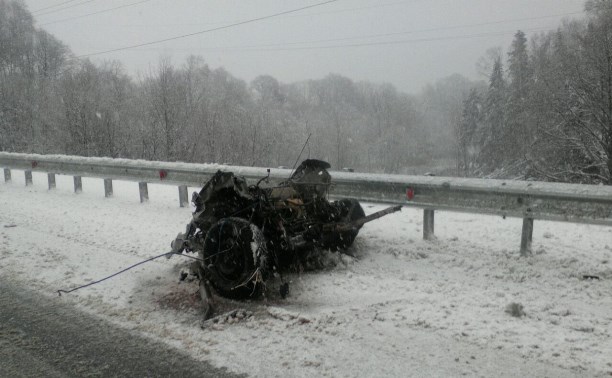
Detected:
left=406, top=187, right=414, bottom=201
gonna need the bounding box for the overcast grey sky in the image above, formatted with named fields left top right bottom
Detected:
left=24, top=0, right=587, bottom=93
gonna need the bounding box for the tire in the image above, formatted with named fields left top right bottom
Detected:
left=201, top=217, right=269, bottom=299
left=323, top=199, right=365, bottom=250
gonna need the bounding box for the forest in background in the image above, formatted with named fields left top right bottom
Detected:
left=1, top=0, right=611, bottom=183
left=458, top=0, right=612, bottom=184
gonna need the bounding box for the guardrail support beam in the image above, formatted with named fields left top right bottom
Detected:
left=4, top=168, right=11, bottom=183
left=25, top=170, right=33, bottom=186
left=74, top=176, right=82, bottom=193
left=139, top=182, right=149, bottom=203
left=520, top=218, right=534, bottom=256
left=104, top=179, right=113, bottom=198
left=48, top=173, right=56, bottom=190
left=423, top=209, right=435, bottom=240
left=178, top=185, right=188, bottom=207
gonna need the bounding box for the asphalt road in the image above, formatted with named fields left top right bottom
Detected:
left=0, top=279, right=242, bottom=378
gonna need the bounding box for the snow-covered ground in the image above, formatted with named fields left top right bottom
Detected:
left=1, top=171, right=611, bottom=377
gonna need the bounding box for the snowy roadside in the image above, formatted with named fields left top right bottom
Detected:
left=1, top=171, right=611, bottom=377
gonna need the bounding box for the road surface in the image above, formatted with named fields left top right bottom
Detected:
left=0, top=279, right=241, bottom=378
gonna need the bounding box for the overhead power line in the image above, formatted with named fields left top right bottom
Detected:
left=41, top=0, right=153, bottom=26
left=75, top=0, right=338, bottom=58
left=92, top=9, right=581, bottom=54
left=109, top=0, right=434, bottom=28
left=35, top=0, right=413, bottom=29
left=126, top=26, right=555, bottom=54
left=179, top=10, right=584, bottom=51
left=250, top=27, right=555, bottom=52
left=280, top=0, right=425, bottom=19
left=35, top=0, right=99, bottom=17
left=33, top=0, right=82, bottom=13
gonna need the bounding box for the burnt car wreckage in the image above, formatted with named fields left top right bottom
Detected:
left=169, top=159, right=401, bottom=317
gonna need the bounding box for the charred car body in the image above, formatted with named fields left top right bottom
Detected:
left=170, top=159, right=400, bottom=301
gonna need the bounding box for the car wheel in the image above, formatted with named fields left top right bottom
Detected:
left=201, top=217, right=269, bottom=298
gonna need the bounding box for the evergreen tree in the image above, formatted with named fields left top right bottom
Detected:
left=457, top=88, right=482, bottom=176
left=506, top=30, right=533, bottom=160
left=479, top=56, right=507, bottom=170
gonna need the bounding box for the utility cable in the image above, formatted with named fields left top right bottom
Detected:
left=35, top=0, right=99, bottom=17
left=74, top=9, right=581, bottom=55
left=74, top=0, right=338, bottom=58
left=265, top=10, right=584, bottom=47
left=112, top=0, right=426, bottom=28
left=32, top=0, right=82, bottom=13
left=127, top=26, right=554, bottom=54
left=243, top=26, right=554, bottom=52
left=108, top=5, right=582, bottom=29
left=41, top=0, right=153, bottom=26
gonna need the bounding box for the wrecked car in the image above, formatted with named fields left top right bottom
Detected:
left=169, top=159, right=401, bottom=302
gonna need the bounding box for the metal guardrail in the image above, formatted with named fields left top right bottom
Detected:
left=2, top=152, right=612, bottom=255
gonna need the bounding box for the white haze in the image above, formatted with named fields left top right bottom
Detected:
left=24, top=0, right=585, bottom=92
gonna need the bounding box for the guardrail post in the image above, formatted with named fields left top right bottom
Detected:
left=25, top=170, right=33, bottom=186
left=104, top=179, right=113, bottom=198
left=48, top=173, right=56, bottom=190
left=178, top=185, right=188, bottom=207
left=520, top=217, right=534, bottom=256
left=74, top=176, right=82, bottom=193
left=423, top=209, right=435, bottom=240
left=139, top=182, right=149, bottom=203
left=4, top=168, right=11, bottom=183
